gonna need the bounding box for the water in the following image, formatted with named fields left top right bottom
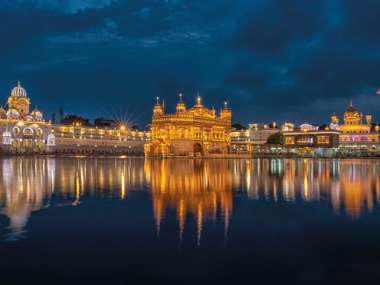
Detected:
left=1, top=157, right=380, bottom=284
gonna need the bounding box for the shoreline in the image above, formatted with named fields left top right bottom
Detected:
left=0, top=153, right=379, bottom=159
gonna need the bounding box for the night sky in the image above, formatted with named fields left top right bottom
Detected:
left=1, top=0, right=380, bottom=127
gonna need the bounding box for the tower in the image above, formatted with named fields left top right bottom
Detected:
left=331, top=113, right=339, bottom=124
left=366, top=114, right=372, bottom=125
left=153, top=97, right=164, bottom=117
left=220, top=101, right=232, bottom=121
left=176, top=93, right=186, bottom=113
left=343, top=100, right=361, bottom=125
left=7, top=81, right=30, bottom=115
left=195, top=94, right=203, bottom=107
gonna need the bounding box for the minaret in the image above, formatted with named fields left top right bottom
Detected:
left=331, top=113, right=339, bottom=124
left=366, top=114, right=373, bottom=125
left=176, top=93, right=186, bottom=113
left=195, top=93, right=203, bottom=107
left=220, top=101, right=231, bottom=120
left=153, top=97, right=164, bottom=117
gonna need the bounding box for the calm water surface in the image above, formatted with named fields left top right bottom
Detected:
left=1, top=157, right=380, bottom=284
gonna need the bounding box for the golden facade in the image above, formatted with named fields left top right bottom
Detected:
left=52, top=123, right=149, bottom=155
left=145, top=95, right=231, bottom=157
left=333, top=101, right=380, bottom=147
left=144, top=159, right=233, bottom=242
left=0, top=82, right=150, bottom=154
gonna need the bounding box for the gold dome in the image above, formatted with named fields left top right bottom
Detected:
left=343, top=101, right=361, bottom=125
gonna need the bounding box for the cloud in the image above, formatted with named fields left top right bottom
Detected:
left=15, top=0, right=114, bottom=14
left=1, top=0, right=380, bottom=125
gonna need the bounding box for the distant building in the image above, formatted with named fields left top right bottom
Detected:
left=145, top=94, right=231, bottom=157
left=335, top=101, right=380, bottom=150
left=231, top=122, right=279, bottom=152
left=283, top=123, right=340, bottom=149
left=0, top=81, right=150, bottom=155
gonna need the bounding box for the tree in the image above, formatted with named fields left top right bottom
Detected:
left=94, top=117, right=116, bottom=128
left=61, top=115, right=92, bottom=126
left=232, top=123, right=246, bottom=130
left=266, top=132, right=283, bottom=145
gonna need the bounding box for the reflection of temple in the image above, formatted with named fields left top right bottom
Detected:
left=0, top=157, right=147, bottom=240
left=144, top=159, right=233, bottom=243
left=1, top=157, right=379, bottom=241
left=0, top=158, right=55, bottom=239
left=233, top=159, right=380, bottom=219
left=145, top=95, right=231, bottom=157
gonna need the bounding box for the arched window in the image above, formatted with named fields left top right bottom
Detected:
left=23, top=128, right=34, bottom=136
left=12, top=127, right=20, bottom=135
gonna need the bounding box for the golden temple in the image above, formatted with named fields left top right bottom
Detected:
left=144, top=94, right=231, bottom=157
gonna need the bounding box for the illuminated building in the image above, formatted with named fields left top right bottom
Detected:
left=0, top=81, right=52, bottom=153
left=230, top=122, right=279, bottom=153
left=145, top=94, right=231, bottom=157
left=52, top=123, right=150, bottom=155
left=283, top=123, right=340, bottom=150
left=336, top=101, right=380, bottom=150
left=0, top=81, right=150, bottom=154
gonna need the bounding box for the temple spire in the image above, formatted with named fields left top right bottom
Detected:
left=195, top=92, right=202, bottom=106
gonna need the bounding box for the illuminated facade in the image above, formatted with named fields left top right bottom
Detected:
left=335, top=101, right=380, bottom=149
left=0, top=82, right=150, bottom=154
left=145, top=94, right=231, bottom=157
left=0, top=81, right=51, bottom=153
left=230, top=122, right=279, bottom=152
left=144, top=159, right=233, bottom=243
left=283, top=123, right=340, bottom=149
left=52, top=123, right=149, bottom=155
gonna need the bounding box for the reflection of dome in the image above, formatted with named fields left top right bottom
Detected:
left=6, top=108, right=20, bottom=119
left=11, top=81, right=28, bottom=98
left=31, top=108, right=43, bottom=120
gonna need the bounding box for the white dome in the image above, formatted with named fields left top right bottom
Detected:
left=31, top=108, right=43, bottom=120
left=11, top=81, right=27, bottom=98
left=6, top=108, right=19, bottom=119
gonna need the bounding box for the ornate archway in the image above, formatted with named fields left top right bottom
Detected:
left=194, top=143, right=203, bottom=156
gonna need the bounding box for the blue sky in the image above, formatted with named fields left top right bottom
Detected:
left=1, top=0, right=380, bottom=126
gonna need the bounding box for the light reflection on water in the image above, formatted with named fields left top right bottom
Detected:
left=0, top=157, right=379, bottom=241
